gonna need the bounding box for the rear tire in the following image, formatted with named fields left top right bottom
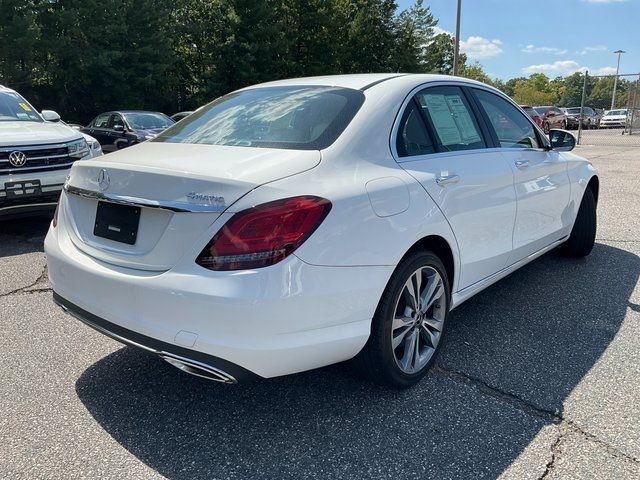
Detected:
left=563, top=187, right=596, bottom=257
left=354, top=251, right=450, bottom=389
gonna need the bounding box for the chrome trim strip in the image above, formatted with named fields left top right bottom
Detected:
left=0, top=162, right=74, bottom=173
left=63, top=184, right=227, bottom=213
left=0, top=153, right=69, bottom=163
left=0, top=142, right=69, bottom=152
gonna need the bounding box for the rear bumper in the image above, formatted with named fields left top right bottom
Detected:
left=45, top=220, right=392, bottom=378
left=53, top=292, right=257, bottom=383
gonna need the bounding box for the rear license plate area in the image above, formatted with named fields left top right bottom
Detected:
left=4, top=179, right=42, bottom=198
left=93, top=201, right=140, bottom=245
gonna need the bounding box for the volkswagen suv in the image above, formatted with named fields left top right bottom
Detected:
left=0, top=85, right=102, bottom=219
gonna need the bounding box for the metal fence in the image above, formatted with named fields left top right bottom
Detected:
left=577, top=72, right=640, bottom=146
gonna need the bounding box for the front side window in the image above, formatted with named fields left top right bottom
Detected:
left=109, top=114, right=125, bottom=129
left=0, top=91, right=42, bottom=122
left=413, top=86, right=486, bottom=152
left=154, top=86, right=365, bottom=150
left=93, top=114, right=110, bottom=128
left=123, top=112, right=173, bottom=130
left=474, top=89, right=540, bottom=149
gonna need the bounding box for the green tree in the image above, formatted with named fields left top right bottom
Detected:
left=0, top=0, right=41, bottom=94
left=423, top=33, right=466, bottom=74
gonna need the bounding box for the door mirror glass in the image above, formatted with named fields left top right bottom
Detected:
left=41, top=110, right=61, bottom=122
left=113, top=124, right=125, bottom=132
left=549, top=129, right=575, bottom=151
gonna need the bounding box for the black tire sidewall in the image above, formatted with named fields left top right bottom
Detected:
left=372, top=251, right=451, bottom=388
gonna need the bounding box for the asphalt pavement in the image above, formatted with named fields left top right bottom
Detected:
left=0, top=145, right=639, bottom=479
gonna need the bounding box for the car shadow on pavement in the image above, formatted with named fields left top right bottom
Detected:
left=0, top=216, right=51, bottom=257
left=75, top=243, right=639, bottom=479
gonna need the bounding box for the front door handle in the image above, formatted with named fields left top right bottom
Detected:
left=435, top=173, right=460, bottom=186
left=515, top=160, right=530, bottom=169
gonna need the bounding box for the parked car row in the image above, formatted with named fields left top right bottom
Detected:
left=0, top=83, right=202, bottom=219
left=520, top=102, right=634, bottom=132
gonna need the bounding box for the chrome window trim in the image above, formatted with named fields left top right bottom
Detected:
left=63, top=184, right=227, bottom=213
left=389, top=80, right=550, bottom=163
left=390, top=80, right=491, bottom=163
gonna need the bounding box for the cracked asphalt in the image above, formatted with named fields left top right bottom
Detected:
left=1, top=145, right=639, bottom=479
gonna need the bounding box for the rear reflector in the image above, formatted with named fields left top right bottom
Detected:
left=196, top=196, right=332, bottom=271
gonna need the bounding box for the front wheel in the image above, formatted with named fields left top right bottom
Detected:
left=563, top=187, right=596, bottom=257
left=355, top=251, right=450, bottom=388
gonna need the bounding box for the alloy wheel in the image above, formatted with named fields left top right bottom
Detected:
left=391, top=266, right=446, bottom=374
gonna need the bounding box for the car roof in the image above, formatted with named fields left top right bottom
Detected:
left=243, top=73, right=495, bottom=92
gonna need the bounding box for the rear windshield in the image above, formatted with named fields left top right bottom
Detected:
left=153, top=86, right=365, bottom=150
left=566, top=108, right=581, bottom=114
left=521, top=107, right=536, bottom=115
left=0, top=91, right=42, bottom=122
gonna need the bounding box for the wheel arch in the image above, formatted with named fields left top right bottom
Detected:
left=587, top=175, right=599, bottom=204
left=402, top=235, right=456, bottom=293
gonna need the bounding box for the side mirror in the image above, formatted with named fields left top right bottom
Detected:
left=41, top=110, right=61, bottom=122
left=549, top=129, right=576, bottom=152
left=113, top=124, right=125, bottom=132
left=547, top=110, right=556, bottom=117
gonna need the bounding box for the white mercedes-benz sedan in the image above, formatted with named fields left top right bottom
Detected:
left=45, top=74, right=598, bottom=388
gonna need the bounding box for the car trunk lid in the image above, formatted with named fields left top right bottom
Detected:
left=62, top=142, right=320, bottom=271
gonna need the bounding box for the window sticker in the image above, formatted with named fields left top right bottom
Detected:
left=422, top=94, right=462, bottom=145
left=19, top=102, right=32, bottom=112
left=16, top=112, right=29, bottom=119
left=445, top=95, right=482, bottom=144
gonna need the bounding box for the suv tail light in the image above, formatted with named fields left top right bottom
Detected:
left=196, top=196, right=332, bottom=271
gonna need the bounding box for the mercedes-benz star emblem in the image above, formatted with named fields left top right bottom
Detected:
left=97, top=169, right=110, bottom=191
left=8, top=151, right=27, bottom=167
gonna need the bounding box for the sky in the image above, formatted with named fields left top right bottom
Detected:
left=396, top=0, right=639, bottom=80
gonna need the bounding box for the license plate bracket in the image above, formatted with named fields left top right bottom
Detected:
left=4, top=179, right=42, bottom=198
left=93, top=201, right=140, bottom=245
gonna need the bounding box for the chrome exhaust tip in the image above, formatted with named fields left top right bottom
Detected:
left=160, top=353, right=237, bottom=384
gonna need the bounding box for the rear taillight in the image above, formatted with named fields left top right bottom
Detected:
left=196, top=196, right=332, bottom=271
left=52, top=199, right=59, bottom=228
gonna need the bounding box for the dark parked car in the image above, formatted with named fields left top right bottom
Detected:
left=81, top=111, right=174, bottom=153
left=533, top=106, right=567, bottom=133
left=519, top=105, right=543, bottom=129
left=170, top=111, right=194, bottom=122
left=562, top=107, right=600, bottom=130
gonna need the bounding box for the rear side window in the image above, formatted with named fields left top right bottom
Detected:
left=414, top=86, right=486, bottom=152
left=474, top=89, right=540, bottom=149
left=154, top=86, right=365, bottom=150
left=396, top=103, right=435, bottom=157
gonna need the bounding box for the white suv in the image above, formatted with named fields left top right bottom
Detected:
left=0, top=85, right=102, bottom=219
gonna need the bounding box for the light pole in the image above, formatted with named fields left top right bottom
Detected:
left=611, top=49, right=625, bottom=109
left=453, top=0, right=462, bottom=76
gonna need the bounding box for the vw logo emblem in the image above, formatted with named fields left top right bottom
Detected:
left=8, top=151, right=27, bottom=167
left=97, top=169, right=110, bottom=191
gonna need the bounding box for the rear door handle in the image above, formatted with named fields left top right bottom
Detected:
left=515, top=160, right=530, bottom=169
left=435, top=174, right=460, bottom=186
